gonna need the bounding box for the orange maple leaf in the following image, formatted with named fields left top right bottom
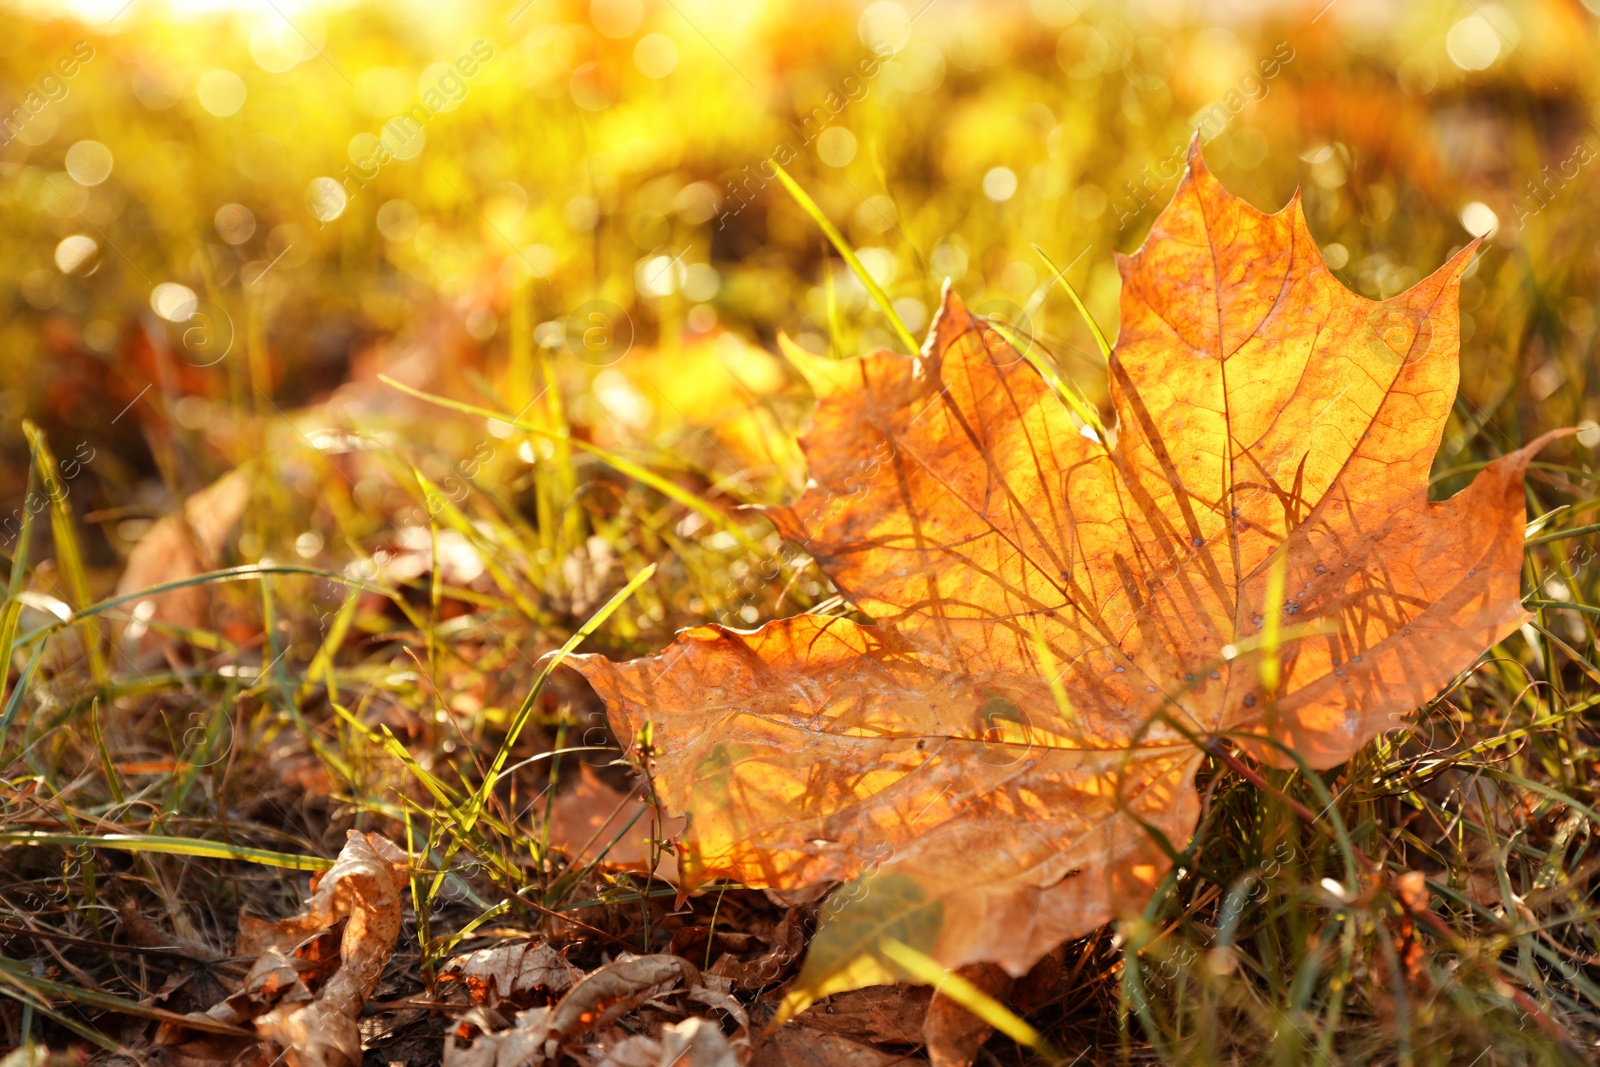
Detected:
left=572, top=141, right=1551, bottom=1008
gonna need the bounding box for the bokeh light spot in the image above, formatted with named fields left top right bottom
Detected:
left=637, top=254, right=685, bottom=297
left=214, top=203, right=257, bottom=245
left=591, top=0, right=644, bottom=39
left=249, top=19, right=309, bottom=73
left=151, top=283, right=199, bottom=322
left=54, top=235, right=98, bottom=274
left=1460, top=202, right=1499, bottom=238
left=1446, top=16, right=1501, bottom=71
left=306, top=177, right=348, bottom=222
left=856, top=246, right=897, bottom=286
left=376, top=199, right=419, bottom=242
left=635, top=33, right=678, bottom=77
left=197, top=70, right=248, bottom=116
left=65, top=141, right=113, bottom=186
left=859, top=1, right=912, bottom=53
left=983, top=166, right=1018, bottom=202
left=682, top=263, right=720, bottom=302
left=817, top=126, right=858, bottom=168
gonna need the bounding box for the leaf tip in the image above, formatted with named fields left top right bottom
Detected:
left=1442, top=237, right=1485, bottom=284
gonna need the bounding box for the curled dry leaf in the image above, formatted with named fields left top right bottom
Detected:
left=443, top=1005, right=554, bottom=1067
left=206, top=831, right=407, bottom=1067
left=441, top=940, right=585, bottom=1007
left=573, top=139, right=1558, bottom=1011
left=252, top=831, right=407, bottom=1066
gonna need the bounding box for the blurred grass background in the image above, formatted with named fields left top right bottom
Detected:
left=5, top=0, right=1597, bottom=524
left=1, top=0, right=1599, bottom=1063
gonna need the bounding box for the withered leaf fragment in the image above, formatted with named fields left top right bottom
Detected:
left=441, top=941, right=585, bottom=1007
left=443, top=954, right=701, bottom=1067
left=752, top=1027, right=913, bottom=1067
left=596, top=1016, right=743, bottom=1067
left=573, top=140, right=1551, bottom=1009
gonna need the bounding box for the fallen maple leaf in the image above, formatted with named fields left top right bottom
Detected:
left=572, top=140, right=1553, bottom=1012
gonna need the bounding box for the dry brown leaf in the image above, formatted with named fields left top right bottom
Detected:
left=573, top=139, right=1557, bottom=1009
left=157, top=832, right=406, bottom=1065
left=547, top=764, right=685, bottom=881
left=790, top=986, right=930, bottom=1046
left=594, top=1016, right=743, bottom=1067
left=444, top=954, right=701, bottom=1067
left=443, top=1005, right=553, bottom=1067
left=751, top=1027, right=916, bottom=1067
left=921, top=964, right=1010, bottom=1067
left=550, top=954, right=701, bottom=1037
left=440, top=940, right=585, bottom=1007
left=115, top=469, right=250, bottom=656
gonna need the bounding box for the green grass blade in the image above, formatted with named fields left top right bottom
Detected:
left=770, top=162, right=919, bottom=355
left=13, top=563, right=401, bottom=649
left=0, top=644, right=44, bottom=753
left=411, top=467, right=545, bottom=623
left=1035, top=243, right=1113, bottom=361
left=0, top=831, right=335, bottom=871
left=459, top=562, right=656, bottom=835
left=879, top=938, right=1064, bottom=1065
left=0, top=449, right=44, bottom=716
left=988, top=321, right=1107, bottom=439
left=0, top=956, right=253, bottom=1036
